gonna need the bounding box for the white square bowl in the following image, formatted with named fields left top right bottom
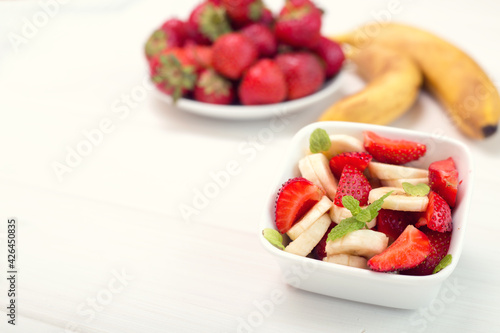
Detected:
left=259, top=121, right=474, bottom=309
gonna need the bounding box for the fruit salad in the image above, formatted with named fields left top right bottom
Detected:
left=263, top=128, right=459, bottom=276
left=144, top=0, right=344, bottom=105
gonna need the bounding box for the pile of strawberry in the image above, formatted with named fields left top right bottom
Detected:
left=272, top=130, right=460, bottom=276
left=145, top=0, right=344, bottom=105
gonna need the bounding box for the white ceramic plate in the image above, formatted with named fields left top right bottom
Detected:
left=152, top=71, right=344, bottom=120
left=260, top=121, right=474, bottom=309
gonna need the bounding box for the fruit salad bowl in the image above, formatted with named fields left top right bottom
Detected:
left=260, top=121, right=473, bottom=309
left=152, top=71, right=344, bottom=120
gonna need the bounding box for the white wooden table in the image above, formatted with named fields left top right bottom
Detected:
left=1, top=0, right=500, bottom=332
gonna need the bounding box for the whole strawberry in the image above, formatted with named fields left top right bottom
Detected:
left=184, top=42, right=213, bottom=72
left=221, top=0, right=265, bottom=27
left=212, top=32, right=258, bottom=80
left=194, top=69, right=235, bottom=105
left=276, top=51, right=325, bottom=100
left=151, top=48, right=197, bottom=102
left=188, top=1, right=232, bottom=44
left=240, top=23, right=277, bottom=58
left=238, top=59, right=287, bottom=105
left=313, top=36, right=345, bottom=78
left=333, top=164, right=372, bottom=207
left=161, top=18, right=190, bottom=45
left=145, top=29, right=182, bottom=60
left=275, top=0, right=322, bottom=49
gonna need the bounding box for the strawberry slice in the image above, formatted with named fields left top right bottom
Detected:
left=312, top=224, right=335, bottom=260
left=417, top=191, right=452, bottom=232
left=429, top=157, right=459, bottom=207
left=376, top=209, right=421, bottom=244
left=367, top=225, right=431, bottom=272
left=275, top=177, right=325, bottom=234
left=401, top=227, right=451, bottom=276
left=333, top=164, right=372, bottom=207
left=363, top=131, right=426, bottom=165
left=329, top=152, right=372, bottom=179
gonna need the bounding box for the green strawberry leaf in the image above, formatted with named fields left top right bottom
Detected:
left=262, top=228, right=285, bottom=250
left=327, top=217, right=366, bottom=243
left=309, top=128, right=331, bottom=154
left=403, top=182, right=430, bottom=197
left=433, top=254, right=452, bottom=274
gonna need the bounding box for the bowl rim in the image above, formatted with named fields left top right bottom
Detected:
left=260, top=121, right=474, bottom=283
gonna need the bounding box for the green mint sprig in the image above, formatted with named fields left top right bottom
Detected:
left=262, top=228, right=285, bottom=250
left=402, top=182, right=430, bottom=197
left=309, top=128, right=331, bottom=154
left=433, top=254, right=452, bottom=274
left=327, top=191, right=393, bottom=242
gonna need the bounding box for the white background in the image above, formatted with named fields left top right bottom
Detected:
left=0, top=0, right=500, bottom=332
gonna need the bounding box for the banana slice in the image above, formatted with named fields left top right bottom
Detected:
left=309, top=134, right=365, bottom=159
left=287, top=196, right=332, bottom=241
left=329, top=204, right=376, bottom=229
left=326, top=229, right=388, bottom=259
left=381, top=177, right=429, bottom=188
left=299, top=154, right=337, bottom=200
left=368, top=187, right=429, bottom=212
left=285, top=214, right=331, bottom=257
left=323, top=254, right=368, bottom=269
left=368, top=161, right=429, bottom=180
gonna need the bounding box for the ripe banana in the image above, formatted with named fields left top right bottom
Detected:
left=333, top=23, right=500, bottom=139
left=368, top=161, right=428, bottom=180
left=323, top=254, right=368, bottom=269
left=325, top=229, right=388, bottom=259
left=308, top=134, right=365, bottom=159
left=329, top=204, right=376, bottom=229
left=298, top=154, right=338, bottom=200
left=368, top=187, right=428, bottom=212
left=285, top=213, right=331, bottom=257
left=318, top=43, right=422, bottom=124
left=287, top=196, right=332, bottom=241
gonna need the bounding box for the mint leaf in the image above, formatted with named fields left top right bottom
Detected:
left=309, top=128, right=331, bottom=154
left=327, top=217, right=366, bottom=243
left=342, top=196, right=361, bottom=216
left=355, top=209, right=372, bottom=223
left=262, top=228, right=285, bottom=250
left=433, top=254, right=452, bottom=274
left=365, top=191, right=393, bottom=221
left=403, top=182, right=430, bottom=197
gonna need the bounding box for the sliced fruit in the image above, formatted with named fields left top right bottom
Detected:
left=323, top=254, right=368, bottom=269
left=284, top=213, right=331, bottom=257
left=298, top=155, right=322, bottom=188
left=311, top=224, right=335, bottom=260
left=381, top=177, right=429, bottom=188
left=325, top=229, right=388, bottom=259
left=401, top=227, right=452, bottom=276
left=287, top=196, right=332, bottom=240
left=363, top=131, right=427, bottom=165
left=334, top=165, right=372, bottom=207
left=298, top=153, right=338, bottom=201
left=367, top=225, right=431, bottom=272
left=377, top=209, right=421, bottom=244
left=329, top=204, right=376, bottom=229
left=314, top=134, right=365, bottom=159
left=329, top=151, right=372, bottom=179
left=417, top=191, right=452, bottom=232
left=368, top=161, right=428, bottom=180
left=275, top=177, right=325, bottom=234
left=368, top=187, right=429, bottom=212
left=429, top=157, right=459, bottom=207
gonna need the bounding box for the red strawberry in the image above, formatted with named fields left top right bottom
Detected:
left=367, top=225, right=431, bottom=272
left=151, top=48, right=197, bottom=101
left=275, top=51, right=325, bottom=100
left=312, top=224, right=335, bottom=260
left=429, top=157, right=459, bottom=207
left=194, top=69, right=235, bottom=105
left=144, top=29, right=182, bottom=60
left=401, top=227, right=451, bottom=276
left=161, top=18, right=190, bottom=46
left=313, top=36, right=345, bottom=78
left=329, top=152, right=372, bottom=179
left=259, top=7, right=275, bottom=25
left=377, top=209, right=421, bottom=244
left=238, top=59, right=287, bottom=105
left=212, top=32, right=258, bottom=80
left=188, top=1, right=232, bottom=44
left=240, top=23, right=277, bottom=58
left=333, top=164, right=372, bottom=207
left=184, top=43, right=213, bottom=72
left=275, top=177, right=325, bottom=234
left=363, top=131, right=427, bottom=165
left=275, top=0, right=322, bottom=49
left=221, top=0, right=265, bottom=27
left=417, top=191, right=452, bottom=233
